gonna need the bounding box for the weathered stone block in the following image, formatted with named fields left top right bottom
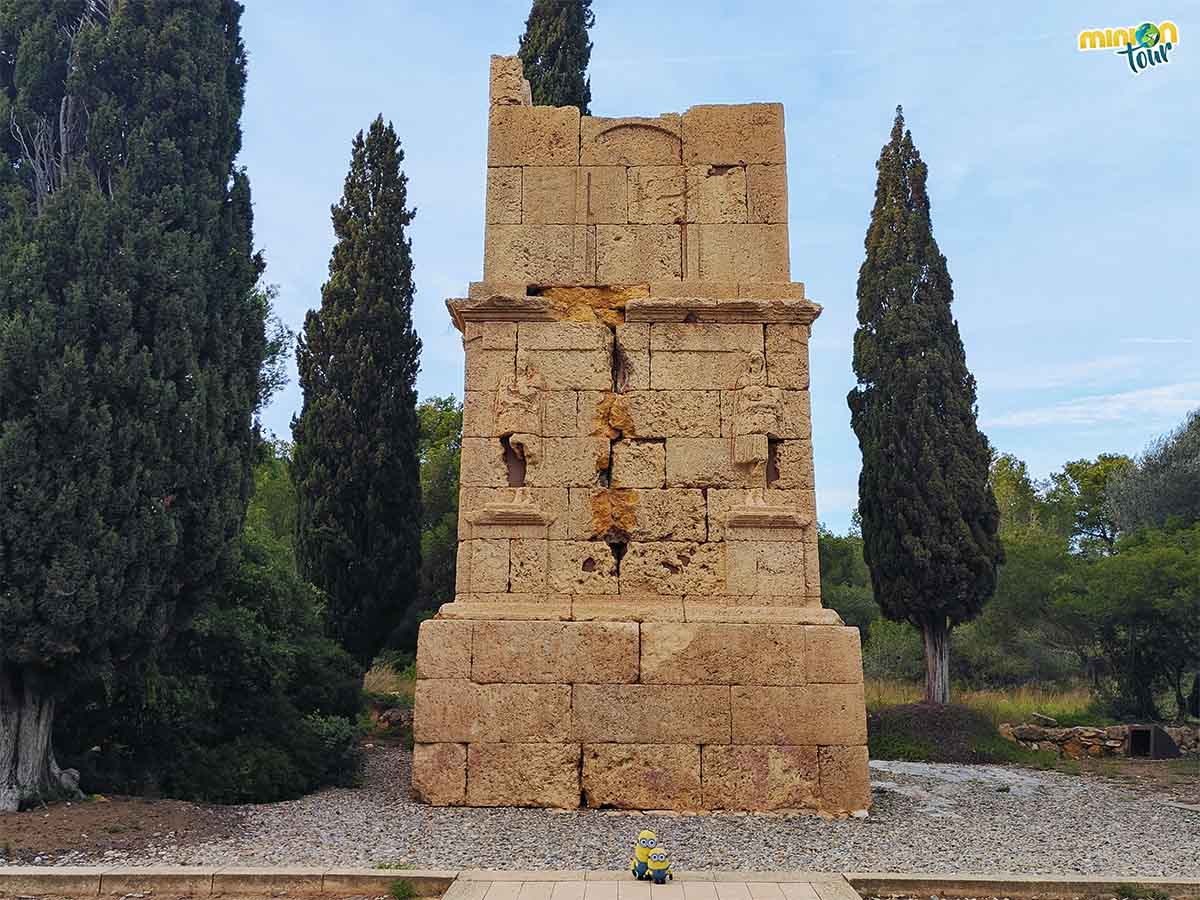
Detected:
left=581, top=115, right=682, bottom=166
left=577, top=166, right=628, bottom=224
left=466, top=321, right=520, bottom=349
left=483, top=224, right=593, bottom=285
left=612, top=440, right=665, bottom=488
left=650, top=323, right=762, bottom=353
left=651, top=349, right=760, bottom=391
left=701, top=745, right=817, bottom=810
left=805, top=627, right=863, bottom=684
left=665, top=437, right=744, bottom=487
left=721, top=390, right=812, bottom=440
left=522, top=166, right=578, bottom=224
left=567, top=487, right=637, bottom=540
left=765, top=324, right=809, bottom=389
left=459, top=437, right=509, bottom=487
left=414, top=680, right=571, bottom=743
left=771, top=441, right=815, bottom=490
left=486, top=167, right=522, bottom=224
left=682, top=104, right=786, bottom=165
left=543, top=391, right=579, bottom=436
left=466, top=538, right=510, bottom=593
left=548, top=540, right=620, bottom=594
left=518, top=321, right=611, bottom=351
left=572, top=684, right=731, bottom=743
left=805, top=539, right=821, bottom=594
left=462, top=391, right=496, bottom=438
left=738, top=281, right=806, bottom=299
left=509, top=538, right=548, bottom=593
left=693, top=224, right=789, bottom=282
left=525, top=436, right=610, bottom=487
left=615, top=323, right=650, bottom=391
left=571, top=596, right=686, bottom=621
left=640, top=622, right=806, bottom=685
left=464, top=348, right=516, bottom=391
left=687, top=165, right=748, bottom=223
left=412, top=742, right=467, bottom=805
left=707, top=488, right=809, bottom=541
left=458, top=486, right=569, bottom=540
left=466, top=743, right=580, bottom=808
left=650, top=280, right=739, bottom=299
left=747, top=164, right=788, bottom=224
left=731, top=683, right=867, bottom=745
left=415, top=619, right=472, bottom=679
left=628, top=166, right=687, bottom=224
left=726, top=540, right=808, bottom=595
left=596, top=225, right=682, bottom=283
left=516, top=347, right=612, bottom=391
left=605, top=391, right=716, bottom=439
left=582, top=744, right=702, bottom=810
left=619, top=541, right=725, bottom=595
left=472, top=620, right=639, bottom=684
left=489, top=55, right=531, bottom=108
left=818, top=745, right=870, bottom=813
left=488, top=105, right=580, bottom=167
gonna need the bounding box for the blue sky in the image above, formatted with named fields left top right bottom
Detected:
left=241, top=1, right=1198, bottom=533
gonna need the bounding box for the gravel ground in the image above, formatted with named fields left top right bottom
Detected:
left=38, top=745, right=1200, bottom=876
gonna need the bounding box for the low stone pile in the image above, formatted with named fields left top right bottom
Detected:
left=999, top=721, right=1200, bottom=758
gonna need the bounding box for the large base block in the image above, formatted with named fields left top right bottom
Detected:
left=411, top=616, right=869, bottom=814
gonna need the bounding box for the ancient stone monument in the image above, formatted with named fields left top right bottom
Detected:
left=410, top=56, right=870, bottom=814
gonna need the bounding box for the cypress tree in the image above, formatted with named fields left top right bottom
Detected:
left=518, top=0, right=594, bottom=113
left=847, top=107, right=1003, bottom=704
left=0, top=0, right=265, bottom=810
left=292, top=117, right=422, bottom=669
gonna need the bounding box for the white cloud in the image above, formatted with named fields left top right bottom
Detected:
left=983, top=382, right=1200, bottom=428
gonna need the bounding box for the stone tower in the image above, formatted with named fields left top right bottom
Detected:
left=410, top=56, right=870, bottom=814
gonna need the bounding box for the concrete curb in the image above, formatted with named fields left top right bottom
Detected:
left=3, top=869, right=1199, bottom=898
left=0, top=866, right=457, bottom=897
left=845, top=872, right=1200, bottom=899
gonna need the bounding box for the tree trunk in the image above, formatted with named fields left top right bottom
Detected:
left=921, top=618, right=951, bottom=705
left=0, top=666, right=80, bottom=813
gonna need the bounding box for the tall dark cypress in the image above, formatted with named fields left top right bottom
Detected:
left=0, top=0, right=265, bottom=811
left=518, top=0, right=594, bottom=113
left=292, top=117, right=422, bottom=669
left=847, top=107, right=1003, bottom=704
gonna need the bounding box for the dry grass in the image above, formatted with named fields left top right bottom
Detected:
left=364, top=662, right=416, bottom=700
left=866, top=679, right=1097, bottom=726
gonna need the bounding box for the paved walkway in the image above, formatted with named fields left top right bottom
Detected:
left=446, top=872, right=861, bottom=900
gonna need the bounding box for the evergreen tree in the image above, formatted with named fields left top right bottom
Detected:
left=292, top=117, right=422, bottom=669
left=847, top=107, right=1003, bottom=705
left=0, top=0, right=265, bottom=811
left=518, top=0, right=594, bottom=113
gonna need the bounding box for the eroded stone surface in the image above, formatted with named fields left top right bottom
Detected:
left=466, top=743, right=580, bottom=807
left=702, top=744, right=818, bottom=810
left=411, top=742, right=467, bottom=805
left=412, top=56, right=867, bottom=814
left=582, top=743, right=702, bottom=810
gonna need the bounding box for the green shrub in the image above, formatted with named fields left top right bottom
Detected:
left=58, top=454, right=365, bottom=803
left=863, top=619, right=925, bottom=681
left=390, top=880, right=417, bottom=900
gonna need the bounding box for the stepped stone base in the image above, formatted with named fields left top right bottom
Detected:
left=411, top=615, right=870, bottom=814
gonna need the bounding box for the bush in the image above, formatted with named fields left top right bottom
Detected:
left=863, top=619, right=925, bottom=681
left=57, top=450, right=365, bottom=804
left=868, top=702, right=1056, bottom=765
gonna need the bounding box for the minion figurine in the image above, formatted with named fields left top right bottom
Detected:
left=646, top=848, right=672, bottom=884
left=629, top=830, right=658, bottom=880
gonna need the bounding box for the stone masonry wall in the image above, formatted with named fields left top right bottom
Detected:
left=409, top=55, right=870, bottom=815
